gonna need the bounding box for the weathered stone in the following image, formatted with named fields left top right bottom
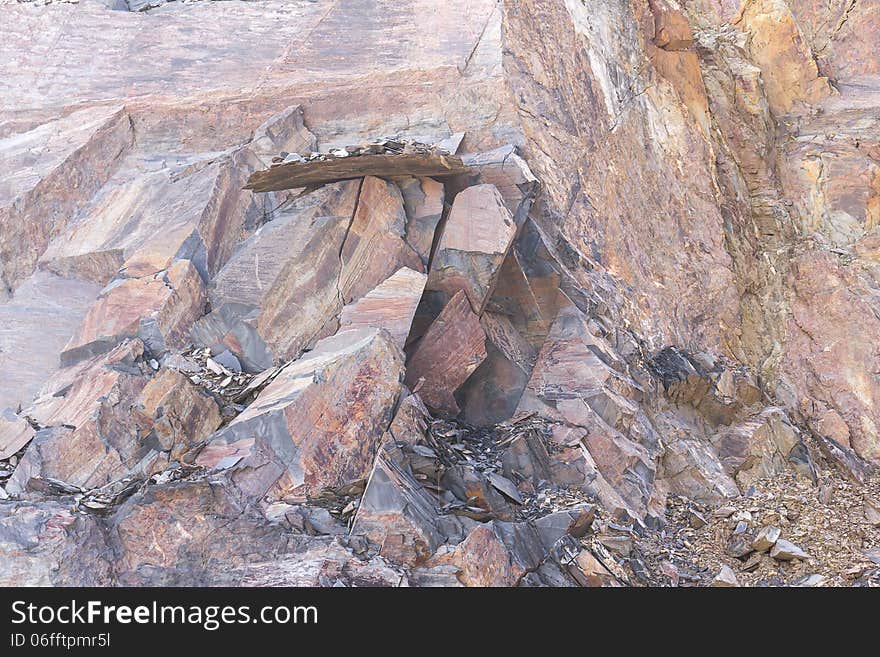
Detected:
left=339, top=267, right=427, bottom=350
left=351, top=440, right=444, bottom=565
left=191, top=180, right=360, bottom=370
left=0, top=409, right=35, bottom=461
left=0, top=500, right=112, bottom=586
left=0, top=106, right=133, bottom=291
left=425, top=521, right=546, bottom=587
left=62, top=259, right=205, bottom=366
left=9, top=341, right=219, bottom=493
left=196, top=327, right=404, bottom=499
left=426, top=184, right=517, bottom=314
left=710, top=408, right=813, bottom=488
left=0, top=272, right=102, bottom=411
left=770, top=538, right=812, bottom=561
left=391, top=176, right=445, bottom=267
left=864, top=500, right=880, bottom=528
left=458, top=145, right=538, bottom=214
left=752, top=525, right=782, bottom=552
left=404, top=290, right=487, bottom=416
left=711, top=565, right=740, bottom=587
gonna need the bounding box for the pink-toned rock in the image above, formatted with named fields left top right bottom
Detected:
left=8, top=340, right=219, bottom=493
left=425, top=521, right=544, bottom=587
left=351, top=441, right=444, bottom=566
left=404, top=290, right=487, bottom=416
left=131, top=369, right=221, bottom=461
left=0, top=273, right=103, bottom=413
left=338, top=176, right=424, bottom=303
left=196, top=327, right=404, bottom=500
left=426, top=184, right=516, bottom=314
left=0, top=106, right=133, bottom=291
left=339, top=267, right=427, bottom=349
left=61, top=259, right=205, bottom=366
left=710, top=408, right=810, bottom=487
left=194, top=179, right=360, bottom=370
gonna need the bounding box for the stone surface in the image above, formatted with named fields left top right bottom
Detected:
left=196, top=327, right=404, bottom=500
left=770, top=538, right=812, bottom=561
left=61, top=259, right=205, bottom=366
left=753, top=525, right=782, bottom=552
left=0, top=410, right=35, bottom=461
left=711, top=564, right=740, bottom=587
left=426, top=184, right=517, bottom=314
left=404, top=290, right=487, bottom=416
left=339, top=267, right=427, bottom=350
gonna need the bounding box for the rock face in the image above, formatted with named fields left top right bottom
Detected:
left=2, top=0, right=879, bottom=587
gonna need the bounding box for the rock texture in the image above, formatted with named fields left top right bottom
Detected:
left=1, top=0, right=878, bottom=587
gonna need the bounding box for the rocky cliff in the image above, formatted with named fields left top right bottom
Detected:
left=0, top=0, right=878, bottom=587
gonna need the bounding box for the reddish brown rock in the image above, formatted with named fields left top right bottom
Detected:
left=404, top=290, right=487, bottom=416
left=338, top=176, right=424, bottom=303
left=0, top=106, right=133, bottom=291
left=458, top=145, right=539, bottom=214
left=425, top=521, right=545, bottom=587
left=426, top=184, right=517, bottom=314
left=196, top=327, right=404, bottom=500
left=649, top=0, right=694, bottom=50
left=339, top=267, right=427, bottom=349
left=710, top=408, right=811, bottom=487
left=8, top=340, right=219, bottom=493
left=735, top=0, right=833, bottom=116
left=131, top=369, right=221, bottom=461
left=193, top=179, right=361, bottom=370
left=61, top=260, right=205, bottom=366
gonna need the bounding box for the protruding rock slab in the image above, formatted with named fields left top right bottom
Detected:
left=338, top=176, right=424, bottom=304
left=427, top=183, right=517, bottom=314
left=61, top=260, right=205, bottom=366
left=405, top=290, right=487, bottom=416
left=0, top=409, right=35, bottom=461
left=245, top=152, right=468, bottom=192
left=339, top=267, right=426, bottom=349
left=459, top=145, right=539, bottom=214
left=196, top=327, right=404, bottom=499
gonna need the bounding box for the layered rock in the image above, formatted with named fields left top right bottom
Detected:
left=195, top=327, right=404, bottom=500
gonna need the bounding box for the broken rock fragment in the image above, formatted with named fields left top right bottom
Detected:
left=404, top=290, right=487, bottom=416
left=338, top=267, right=426, bottom=349
left=62, top=259, right=205, bottom=366
left=426, top=183, right=517, bottom=315
left=196, top=327, right=404, bottom=499
left=0, top=409, right=35, bottom=461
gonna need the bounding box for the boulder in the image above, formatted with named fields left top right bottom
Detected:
left=196, top=327, right=404, bottom=499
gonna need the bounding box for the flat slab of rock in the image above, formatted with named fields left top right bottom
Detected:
left=393, top=176, right=445, bottom=266
left=427, top=183, right=517, bottom=314
left=405, top=290, right=487, bottom=416
left=245, top=152, right=468, bottom=192
left=711, top=565, right=740, bottom=587
left=339, top=267, right=426, bottom=349
left=0, top=409, right=35, bottom=461
left=196, top=327, right=404, bottom=499
left=0, top=272, right=101, bottom=411
left=770, top=539, right=812, bottom=561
